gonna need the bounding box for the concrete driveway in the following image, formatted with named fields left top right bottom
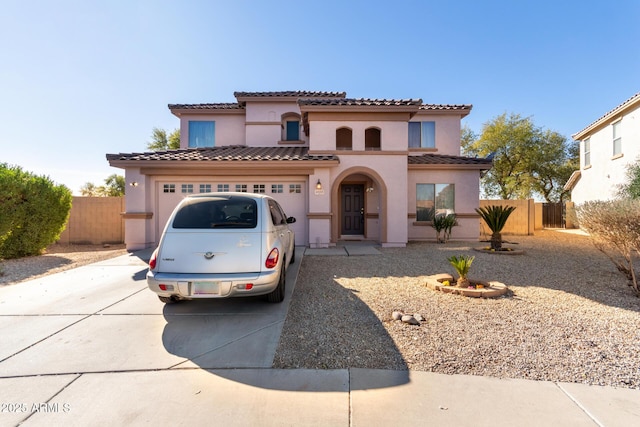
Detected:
left=2, top=247, right=640, bottom=426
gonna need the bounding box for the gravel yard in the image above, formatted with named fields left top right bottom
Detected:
left=0, top=244, right=128, bottom=286
left=273, top=230, right=640, bottom=389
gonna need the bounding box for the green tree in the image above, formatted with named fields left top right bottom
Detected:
left=617, top=156, right=640, bottom=200
left=462, top=113, right=577, bottom=202
left=147, top=127, right=180, bottom=151
left=0, top=163, right=72, bottom=259
left=80, top=174, right=125, bottom=196
left=104, top=174, right=125, bottom=196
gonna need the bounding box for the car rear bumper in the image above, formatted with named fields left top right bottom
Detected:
left=146, top=269, right=280, bottom=299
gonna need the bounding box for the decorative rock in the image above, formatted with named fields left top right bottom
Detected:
left=392, top=311, right=403, bottom=320
left=401, top=315, right=420, bottom=325
left=414, top=314, right=425, bottom=322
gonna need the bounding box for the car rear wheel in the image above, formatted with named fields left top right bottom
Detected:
left=158, top=296, right=177, bottom=304
left=266, top=266, right=285, bottom=303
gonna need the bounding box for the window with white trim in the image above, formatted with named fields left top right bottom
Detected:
left=181, top=184, right=194, bottom=194
left=163, top=184, right=175, bottom=193
left=235, top=184, right=247, bottom=192
left=272, top=184, right=283, bottom=193
left=584, top=138, right=591, bottom=167
left=199, top=184, right=211, bottom=193
left=217, top=184, right=229, bottom=192
left=253, top=184, right=266, bottom=193
left=613, top=121, right=622, bottom=156
left=289, top=184, right=301, bottom=194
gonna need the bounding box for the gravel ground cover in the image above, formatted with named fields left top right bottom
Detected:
left=0, top=244, right=128, bottom=286
left=273, top=230, right=640, bottom=389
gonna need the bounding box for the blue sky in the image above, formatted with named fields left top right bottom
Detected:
left=2, top=0, right=639, bottom=194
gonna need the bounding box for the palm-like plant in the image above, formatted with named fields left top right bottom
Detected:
left=475, top=205, right=516, bottom=250
left=432, top=213, right=457, bottom=243
left=448, top=255, right=475, bottom=288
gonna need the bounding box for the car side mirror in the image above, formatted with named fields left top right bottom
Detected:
left=286, top=216, right=296, bottom=224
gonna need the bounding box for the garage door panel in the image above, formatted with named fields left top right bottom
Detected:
left=156, top=180, right=307, bottom=246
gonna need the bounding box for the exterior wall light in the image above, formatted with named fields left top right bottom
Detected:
left=316, top=179, right=323, bottom=190
left=129, top=182, right=138, bottom=187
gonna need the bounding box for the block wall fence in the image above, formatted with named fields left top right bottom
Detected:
left=56, top=197, right=573, bottom=244
left=58, top=197, right=124, bottom=245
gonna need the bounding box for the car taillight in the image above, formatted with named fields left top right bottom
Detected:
left=149, top=249, right=158, bottom=270
left=265, top=248, right=279, bottom=269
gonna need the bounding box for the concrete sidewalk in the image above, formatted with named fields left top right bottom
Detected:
left=5, top=368, right=639, bottom=426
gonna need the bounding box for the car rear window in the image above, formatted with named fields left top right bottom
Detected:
left=172, top=197, right=258, bottom=229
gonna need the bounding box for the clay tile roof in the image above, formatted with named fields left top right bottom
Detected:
left=233, top=91, right=346, bottom=98
left=168, top=103, right=243, bottom=110
left=419, top=104, right=473, bottom=111
left=573, top=92, right=640, bottom=139
left=106, top=146, right=338, bottom=163
left=408, top=153, right=493, bottom=167
left=298, top=98, right=422, bottom=107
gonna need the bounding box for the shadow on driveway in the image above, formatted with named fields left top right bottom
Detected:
left=158, top=248, right=409, bottom=391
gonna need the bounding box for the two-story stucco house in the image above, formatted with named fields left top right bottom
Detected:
left=565, top=92, right=640, bottom=203
left=107, top=91, right=491, bottom=250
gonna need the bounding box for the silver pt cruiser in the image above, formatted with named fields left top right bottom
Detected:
left=147, top=192, right=296, bottom=304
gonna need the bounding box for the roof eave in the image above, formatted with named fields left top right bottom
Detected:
left=408, top=162, right=492, bottom=170
left=299, top=104, right=421, bottom=114
left=572, top=93, right=640, bottom=140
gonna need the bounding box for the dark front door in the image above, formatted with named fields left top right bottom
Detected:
left=341, top=184, right=364, bottom=235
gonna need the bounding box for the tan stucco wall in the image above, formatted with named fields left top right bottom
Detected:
left=407, top=168, right=482, bottom=241
left=58, top=197, right=124, bottom=244
left=409, top=113, right=462, bottom=156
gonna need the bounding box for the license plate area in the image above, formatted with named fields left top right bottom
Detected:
left=193, top=281, right=220, bottom=295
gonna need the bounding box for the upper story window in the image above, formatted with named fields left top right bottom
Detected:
left=336, top=127, right=353, bottom=150
left=365, top=127, right=381, bottom=150
left=188, top=121, right=215, bottom=148
left=612, top=121, right=622, bottom=156
left=281, top=113, right=301, bottom=142
left=584, top=138, right=591, bottom=167
left=409, top=121, right=435, bottom=148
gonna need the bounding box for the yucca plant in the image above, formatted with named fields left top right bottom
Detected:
left=448, top=255, right=475, bottom=288
left=475, top=205, right=516, bottom=250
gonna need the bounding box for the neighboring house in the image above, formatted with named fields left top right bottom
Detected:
left=107, top=91, right=491, bottom=250
left=565, top=92, right=640, bottom=203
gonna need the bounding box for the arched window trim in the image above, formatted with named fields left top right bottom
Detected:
left=281, top=112, right=302, bottom=142
left=336, top=126, right=353, bottom=151
left=365, top=127, right=381, bottom=151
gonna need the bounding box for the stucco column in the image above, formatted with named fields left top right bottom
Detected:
left=308, top=169, right=332, bottom=247
left=122, top=169, right=153, bottom=250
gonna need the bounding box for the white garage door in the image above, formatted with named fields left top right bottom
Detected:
left=156, top=180, right=307, bottom=245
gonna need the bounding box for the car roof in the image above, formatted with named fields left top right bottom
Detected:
left=184, top=192, right=272, bottom=200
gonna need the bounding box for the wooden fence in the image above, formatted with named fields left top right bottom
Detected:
left=58, top=197, right=124, bottom=245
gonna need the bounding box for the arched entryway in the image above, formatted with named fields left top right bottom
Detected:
left=330, top=167, right=388, bottom=244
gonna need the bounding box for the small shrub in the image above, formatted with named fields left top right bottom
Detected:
left=432, top=213, right=457, bottom=243
left=575, top=200, right=640, bottom=296
left=0, top=163, right=72, bottom=259
left=448, top=255, right=475, bottom=288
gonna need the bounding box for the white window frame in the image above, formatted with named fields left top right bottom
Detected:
left=584, top=138, right=591, bottom=167
left=612, top=121, right=622, bottom=156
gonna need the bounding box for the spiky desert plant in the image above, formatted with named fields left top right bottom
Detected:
left=448, top=255, right=475, bottom=288
left=475, top=205, right=516, bottom=250
left=432, top=213, right=457, bottom=243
